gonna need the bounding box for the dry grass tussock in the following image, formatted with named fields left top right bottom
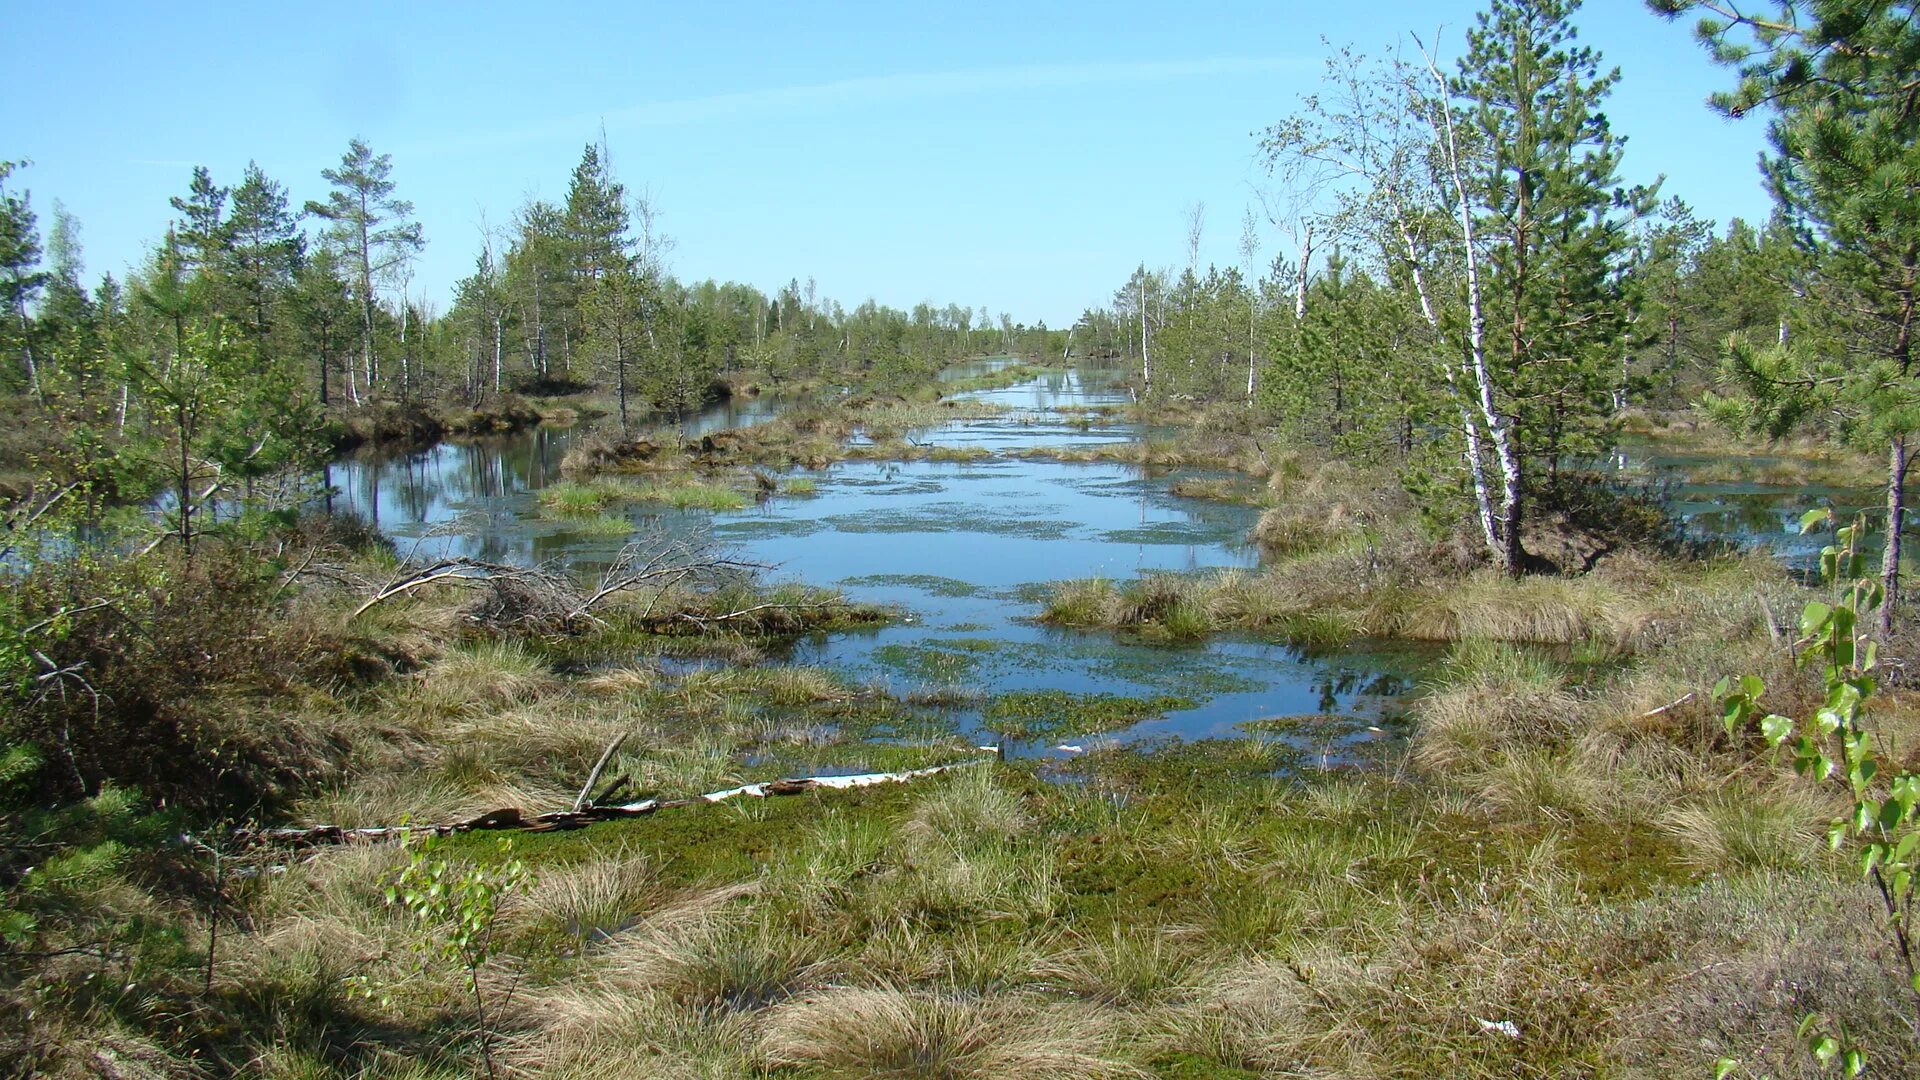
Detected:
left=1146, top=956, right=1325, bottom=1073
left=514, top=988, right=758, bottom=1080
left=1253, top=453, right=1410, bottom=557
left=1624, top=873, right=1920, bottom=1079
left=1037, top=928, right=1205, bottom=1006
left=1399, top=570, right=1652, bottom=646
left=515, top=846, right=670, bottom=943
left=760, top=985, right=1142, bottom=1079
left=1412, top=641, right=1583, bottom=773
left=1659, top=782, right=1839, bottom=873
left=415, top=639, right=554, bottom=714
left=902, top=764, right=1034, bottom=848
left=1143, top=869, right=1910, bottom=1079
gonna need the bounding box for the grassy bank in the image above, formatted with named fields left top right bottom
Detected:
left=6, top=505, right=1915, bottom=1078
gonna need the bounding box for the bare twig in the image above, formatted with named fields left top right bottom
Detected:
left=574, top=733, right=628, bottom=813
left=349, top=559, right=493, bottom=619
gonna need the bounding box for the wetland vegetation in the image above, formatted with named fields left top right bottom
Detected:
left=9, top=1, right=1920, bottom=1077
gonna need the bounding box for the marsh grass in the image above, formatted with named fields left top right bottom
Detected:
left=760, top=986, right=1137, bottom=1079
left=1660, top=785, right=1836, bottom=873
left=558, top=512, right=634, bottom=537
left=538, top=480, right=614, bottom=516
left=417, top=640, right=552, bottom=714
left=518, top=847, right=667, bottom=943
left=14, top=466, right=1904, bottom=1080
left=1042, top=928, right=1204, bottom=1006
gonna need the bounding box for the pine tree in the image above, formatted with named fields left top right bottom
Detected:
left=167, top=166, right=229, bottom=281
left=0, top=161, right=48, bottom=402
left=290, top=248, right=354, bottom=407
left=563, top=144, right=648, bottom=429
left=223, top=162, right=304, bottom=344
left=305, top=138, right=424, bottom=401
left=1452, top=0, right=1652, bottom=569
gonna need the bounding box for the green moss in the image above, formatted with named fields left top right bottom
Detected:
left=438, top=777, right=928, bottom=884
left=1150, top=1053, right=1267, bottom=1079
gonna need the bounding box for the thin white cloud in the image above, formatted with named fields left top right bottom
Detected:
left=416, top=56, right=1304, bottom=156
left=606, top=56, right=1303, bottom=126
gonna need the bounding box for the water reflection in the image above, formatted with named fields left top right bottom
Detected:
left=1611, top=437, right=1915, bottom=570
left=325, top=370, right=1414, bottom=751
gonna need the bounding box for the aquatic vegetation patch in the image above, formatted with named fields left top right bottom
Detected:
left=539, top=479, right=617, bottom=516
left=1098, top=522, right=1238, bottom=547
left=1167, top=476, right=1264, bottom=504
left=826, top=505, right=1080, bottom=540
left=557, top=512, right=635, bottom=538
left=645, top=479, right=752, bottom=511
left=1086, top=652, right=1265, bottom=695
left=1237, top=712, right=1370, bottom=735
left=982, top=690, right=1199, bottom=740
left=713, top=517, right=827, bottom=539
left=871, top=642, right=988, bottom=684
left=841, top=573, right=992, bottom=598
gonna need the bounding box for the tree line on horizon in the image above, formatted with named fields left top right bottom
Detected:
left=0, top=136, right=1054, bottom=460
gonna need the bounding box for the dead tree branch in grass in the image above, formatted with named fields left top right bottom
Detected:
left=348, top=527, right=770, bottom=633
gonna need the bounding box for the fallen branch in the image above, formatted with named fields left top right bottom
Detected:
left=1642, top=692, right=1696, bottom=718
left=348, top=531, right=771, bottom=631
left=574, top=733, right=628, bottom=813
left=350, top=558, right=494, bottom=619
left=232, top=760, right=989, bottom=849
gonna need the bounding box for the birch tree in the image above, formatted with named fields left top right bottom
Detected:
left=1443, top=0, right=1650, bottom=569
left=1261, top=45, right=1508, bottom=562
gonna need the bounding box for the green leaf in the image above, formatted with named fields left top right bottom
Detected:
left=1801, top=507, right=1830, bottom=533
left=1760, top=713, right=1795, bottom=745
left=1811, top=1034, right=1839, bottom=1063
left=1799, top=601, right=1833, bottom=638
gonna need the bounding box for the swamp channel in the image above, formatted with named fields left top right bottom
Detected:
left=323, top=360, right=1881, bottom=766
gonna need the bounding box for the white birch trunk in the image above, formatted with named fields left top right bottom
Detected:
left=1424, top=50, right=1521, bottom=571
left=1399, top=224, right=1499, bottom=554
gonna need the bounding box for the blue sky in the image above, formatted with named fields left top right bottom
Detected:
left=9, top=0, right=1771, bottom=327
